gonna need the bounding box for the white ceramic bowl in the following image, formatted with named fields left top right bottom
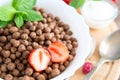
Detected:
left=81, top=0, right=118, bottom=29
left=0, top=0, right=91, bottom=80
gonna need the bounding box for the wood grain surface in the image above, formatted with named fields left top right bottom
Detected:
left=70, top=22, right=120, bottom=80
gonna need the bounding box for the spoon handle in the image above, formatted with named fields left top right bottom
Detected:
left=84, top=58, right=107, bottom=80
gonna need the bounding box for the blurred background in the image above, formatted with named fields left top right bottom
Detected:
left=115, top=0, right=120, bottom=27
left=115, top=1, right=120, bottom=80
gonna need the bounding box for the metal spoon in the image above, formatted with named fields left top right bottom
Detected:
left=84, top=29, right=120, bottom=80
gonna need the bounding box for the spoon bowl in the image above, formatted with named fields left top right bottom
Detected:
left=100, top=29, right=120, bottom=60
left=85, top=29, right=120, bottom=80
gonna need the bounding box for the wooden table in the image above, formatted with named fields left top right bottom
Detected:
left=70, top=22, right=120, bottom=80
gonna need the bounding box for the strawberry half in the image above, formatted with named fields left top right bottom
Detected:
left=48, top=40, right=69, bottom=62
left=28, top=48, right=50, bottom=72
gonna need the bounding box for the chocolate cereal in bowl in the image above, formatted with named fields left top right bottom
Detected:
left=0, top=0, right=91, bottom=80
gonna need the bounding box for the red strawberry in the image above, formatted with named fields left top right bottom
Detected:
left=112, top=0, right=117, bottom=3
left=48, top=40, right=69, bottom=62
left=63, top=0, right=71, bottom=4
left=28, top=48, right=50, bottom=72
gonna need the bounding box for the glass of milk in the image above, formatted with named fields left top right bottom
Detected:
left=81, top=0, right=118, bottom=29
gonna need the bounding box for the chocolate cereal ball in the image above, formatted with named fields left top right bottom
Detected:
left=10, top=54, right=16, bottom=60
left=37, top=22, right=44, bottom=29
left=0, top=73, right=6, bottom=78
left=11, top=47, right=17, bottom=53
left=9, top=27, right=18, bottom=33
left=7, top=62, right=15, bottom=71
left=23, top=29, right=30, bottom=34
left=0, top=42, right=4, bottom=47
left=18, top=77, right=24, bottom=80
left=64, top=61, right=70, bottom=67
left=52, top=63, right=59, bottom=69
left=1, top=64, right=7, bottom=72
left=30, top=77, right=35, bottom=80
left=13, top=77, right=18, bottom=80
left=0, top=36, right=7, bottom=42
left=25, top=22, right=33, bottom=27
left=51, top=69, right=60, bottom=77
left=25, top=68, right=33, bottom=76
left=72, top=41, right=78, bottom=48
left=4, top=29, right=9, bottom=36
left=23, top=76, right=30, bottom=80
left=0, top=28, right=3, bottom=34
left=2, top=50, right=10, bottom=58
left=59, top=65, right=65, bottom=72
left=4, top=74, right=13, bottom=80
left=22, top=51, right=29, bottom=58
left=14, top=59, right=20, bottom=65
left=30, top=26, right=36, bottom=31
left=21, top=40, right=29, bottom=46
left=18, top=44, right=26, bottom=52
left=17, top=63, right=24, bottom=71
left=37, top=74, right=45, bottom=80
left=12, top=69, right=19, bottom=76
left=4, top=58, right=11, bottom=64
left=68, top=55, right=74, bottom=61
left=30, top=32, right=36, bottom=39
left=45, top=67, right=52, bottom=74
left=15, top=52, right=21, bottom=58
left=12, top=32, right=20, bottom=39
left=36, top=29, right=42, bottom=36
left=21, top=33, right=28, bottom=40
left=10, top=39, right=20, bottom=47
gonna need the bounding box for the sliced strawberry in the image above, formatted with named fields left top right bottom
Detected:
left=28, top=48, right=50, bottom=72
left=48, top=40, right=69, bottom=62
left=63, top=0, right=71, bottom=4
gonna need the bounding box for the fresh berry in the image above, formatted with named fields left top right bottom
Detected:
left=112, top=0, right=117, bottom=3
left=48, top=40, right=69, bottom=62
left=82, top=62, right=93, bottom=74
left=28, top=47, right=50, bottom=72
left=63, top=0, right=71, bottom=4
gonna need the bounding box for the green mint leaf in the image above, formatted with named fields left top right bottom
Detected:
left=12, top=0, right=36, bottom=10
left=23, top=10, right=43, bottom=21
left=0, top=6, right=17, bottom=21
left=14, top=13, right=24, bottom=28
left=69, top=0, right=85, bottom=9
left=0, top=21, right=11, bottom=28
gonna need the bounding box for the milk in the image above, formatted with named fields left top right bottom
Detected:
left=81, top=1, right=118, bottom=29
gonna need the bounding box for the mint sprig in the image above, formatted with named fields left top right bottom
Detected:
left=12, top=0, right=36, bottom=10
left=0, top=0, right=43, bottom=28
left=69, top=0, right=85, bottom=9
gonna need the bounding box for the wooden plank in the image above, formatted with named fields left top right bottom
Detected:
left=106, top=59, right=120, bottom=80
